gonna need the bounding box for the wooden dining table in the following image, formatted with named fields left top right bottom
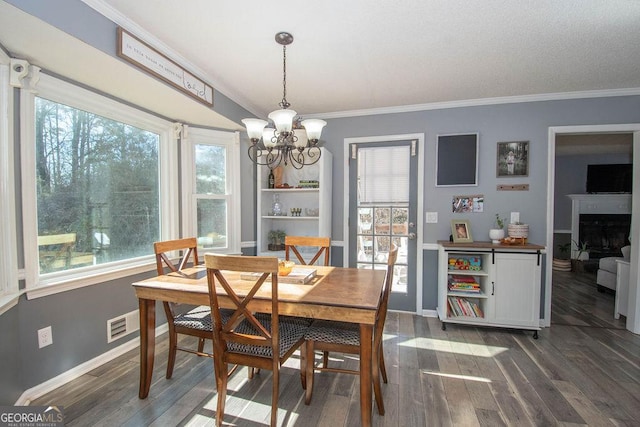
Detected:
left=132, top=264, right=386, bottom=426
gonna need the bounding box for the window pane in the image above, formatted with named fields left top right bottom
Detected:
left=35, top=97, right=160, bottom=273
left=195, top=144, right=226, bottom=194
left=197, top=199, right=227, bottom=249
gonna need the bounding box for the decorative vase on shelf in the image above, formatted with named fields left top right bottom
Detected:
left=272, top=193, right=282, bottom=216
left=508, top=223, right=529, bottom=239
left=489, top=228, right=505, bottom=244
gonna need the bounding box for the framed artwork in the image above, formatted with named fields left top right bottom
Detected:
left=117, top=27, right=213, bottom=107
left=436, top=133, right=478, bottom=186
left=452, top=195, right=484, bottom=213
left=497, top=141, right=529, bottom=177
left=451, top=220, right=473, bottom=243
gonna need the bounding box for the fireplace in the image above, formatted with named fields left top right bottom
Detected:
left=579, top=213, right=630, bottom=259
left=568, top=194, right=632, bottom=260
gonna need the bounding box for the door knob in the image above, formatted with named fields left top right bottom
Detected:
left=408, top=232, right=416, bottom=240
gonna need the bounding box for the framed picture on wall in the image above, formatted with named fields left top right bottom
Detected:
left=497, top=141, right=529, bottom=177
left=436, top=133, right=479, bottom=186
left=451, top=219, right=473, bottom=243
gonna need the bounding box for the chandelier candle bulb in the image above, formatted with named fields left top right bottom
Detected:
left=301, top=119, right=327, bottom=142
left=268, top=109, right=297, bottom=133
left=242, top=118, right=268, bottom=140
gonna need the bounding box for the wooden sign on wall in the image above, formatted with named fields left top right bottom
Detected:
left=117, top=27, right=213, bottom=107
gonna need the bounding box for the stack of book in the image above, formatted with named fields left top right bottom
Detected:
left=298, top=180, right=319, bottom=188
left=448, top=275, right=481, bottom=294
left=447, top=296, right=484, bottom=318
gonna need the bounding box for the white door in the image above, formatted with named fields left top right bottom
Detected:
left=491, top=252, right=541, bottom=327
left=348, top=139, right=419, bottom=312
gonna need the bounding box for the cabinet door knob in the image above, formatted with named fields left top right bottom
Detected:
left=492, top=281, right=495, bottom=296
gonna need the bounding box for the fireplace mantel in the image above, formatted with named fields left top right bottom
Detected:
left=568, top=194, right=632, bottom=258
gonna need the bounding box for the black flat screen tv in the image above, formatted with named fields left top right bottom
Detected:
left=586, top=164, right=632, bottom=193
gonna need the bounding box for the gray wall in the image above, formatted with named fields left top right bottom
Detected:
left=316, top=97, right=640, bottom=310
left=0, top=307, right=21, bottom=404
left=2, top=0, right=640, bottom=407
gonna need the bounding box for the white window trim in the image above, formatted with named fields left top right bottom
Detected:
left=21, top=73, right=179, bottom=299
left=180, top=126, right=241, bottom=255
left=0, top=52, right=20, bottom=314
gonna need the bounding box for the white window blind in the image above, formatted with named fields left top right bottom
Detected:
left=358, top=146, right=409, bottom=203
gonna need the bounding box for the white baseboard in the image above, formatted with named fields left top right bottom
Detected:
left=15, top=323, right=168, bottom=406
left=388, top=309, right=437, bottom=317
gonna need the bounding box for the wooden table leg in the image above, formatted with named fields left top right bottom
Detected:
left=360, top=323, right=373, bottom=427
left=138, top=298, right=156, bottom=399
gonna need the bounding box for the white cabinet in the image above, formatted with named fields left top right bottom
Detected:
left=256, top=148, right=332, bottom=258
left=437, top=241, right=543, bottom=338
left=615, top=259, right=630, bottom=319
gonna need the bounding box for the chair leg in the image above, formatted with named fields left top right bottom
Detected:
left=379, top=348, right=388, bottom=384
left=372, top=344, right=385, bottom=415
left=300, top=341, right=307, bottom=390
left=271, top=363, right=280, bottom=427
left=197, top=338, right=205, bottom=353
left=322, top=350, right=329, bottom=368
left=214, top=361, right=228, bottom=427
left=166, top=330, right=178, bottom=379
left=305, top=340, right=316, bottom=405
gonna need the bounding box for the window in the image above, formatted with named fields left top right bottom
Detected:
left=181, top=127, right=240, bottom=254
left=22, top=74, right=177, bottom=295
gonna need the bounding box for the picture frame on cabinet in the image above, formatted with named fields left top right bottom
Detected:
left=451, top=220, right=473, bottom=243
left=497, top=141, right=529, bottom=177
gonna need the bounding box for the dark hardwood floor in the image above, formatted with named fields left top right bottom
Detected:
left=33, top=273, right=640, bottom=426
left=551, top=269, right=627, bottom=329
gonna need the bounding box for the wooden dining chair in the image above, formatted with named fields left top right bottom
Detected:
left=284, top=235, right=331, bottom=266
left=302, top=244, right=398, bottom=415
left=204, top=254, right=310, bottom=427
left=154, top=237, right=213, bottom=379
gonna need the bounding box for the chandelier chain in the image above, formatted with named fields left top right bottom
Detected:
left=280, top=45, right=290, bottom=109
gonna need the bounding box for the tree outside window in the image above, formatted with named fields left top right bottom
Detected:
left=35, top=97, right=160, bottom=273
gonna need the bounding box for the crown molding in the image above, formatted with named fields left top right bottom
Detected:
left=310, top=87, right=640, bottom=120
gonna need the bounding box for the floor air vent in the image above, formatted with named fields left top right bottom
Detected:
left=107, top=309, right=139, bottom=343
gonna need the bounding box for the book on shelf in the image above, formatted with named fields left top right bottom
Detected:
left=448, top=275, right=481, bottom=293
left=447, top=296, right=484, bottom=318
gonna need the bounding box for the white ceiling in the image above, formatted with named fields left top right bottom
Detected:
left=81, top=0, right=640, bottom=119
left=1, top=0, right=640, bottom=129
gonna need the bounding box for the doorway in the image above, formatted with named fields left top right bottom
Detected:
left=344, top=134, right=424, bottom=313
left=546, top=125, right=640, bottom=334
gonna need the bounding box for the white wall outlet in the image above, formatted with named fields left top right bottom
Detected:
left=426, top=212, right=438, bottom=223
left=38, top=326, right=53, bottom=348
left=510, top=212, right=520, bottom=224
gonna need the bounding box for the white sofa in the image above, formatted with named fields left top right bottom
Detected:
left=596, top=245, right=631, bottom=292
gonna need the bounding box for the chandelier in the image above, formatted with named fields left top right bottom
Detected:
left=242, top=32, right=326, bottom=170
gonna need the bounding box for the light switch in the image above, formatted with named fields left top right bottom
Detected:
left=426, top=212, right=438, bottom=223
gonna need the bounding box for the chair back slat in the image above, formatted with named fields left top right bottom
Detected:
left=285, top=236, right=331, bottom=266
left=376, top=244, right=398, bottom=331
left=205, top=254, right=280, bottom=357
left=154, top=237, right=199, bottom=275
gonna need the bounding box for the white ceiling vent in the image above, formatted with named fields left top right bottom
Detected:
left=107, top=309, right=140, bottom=343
